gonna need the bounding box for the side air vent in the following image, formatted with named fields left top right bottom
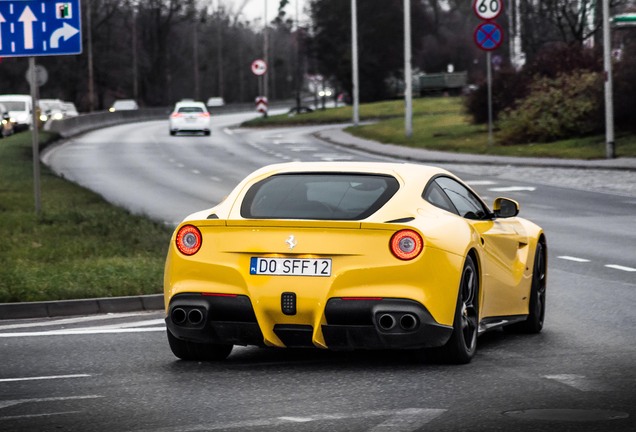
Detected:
left=207, top=213, right=219, bottom=219
left=385, top=217, right=415, bottom=223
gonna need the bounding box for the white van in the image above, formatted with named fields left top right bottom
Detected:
left=0, top=94, right=33, bottom=131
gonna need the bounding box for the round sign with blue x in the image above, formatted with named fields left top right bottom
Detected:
left=474, top=21, right=504, bottom=51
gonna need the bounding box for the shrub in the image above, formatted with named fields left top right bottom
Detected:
left=496, top=70, right=603, bottom=144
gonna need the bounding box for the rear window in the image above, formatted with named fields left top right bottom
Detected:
left=177, top=106, right=205, bottom=113
left=241, top=173, right=400, bottom=220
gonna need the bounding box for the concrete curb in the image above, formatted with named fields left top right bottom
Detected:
left=0, top=294, right=163, bottom=320
left=314, top=126, right=636, bottom=171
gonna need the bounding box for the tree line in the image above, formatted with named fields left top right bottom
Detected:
left=0, top=0, right=633, bottom=113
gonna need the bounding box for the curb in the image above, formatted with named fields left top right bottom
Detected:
left=0, top=294, right=164, bottom=320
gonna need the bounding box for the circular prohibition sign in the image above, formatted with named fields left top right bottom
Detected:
left=473, top=21, right=504, bottom=51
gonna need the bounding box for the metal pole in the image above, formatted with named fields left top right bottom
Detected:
left=602, top=0, right=615, bottom=158
left=132, top=4, right=139, bottom=101
left=29, top=57, right=41, bottom=216
left=487, top=51, right=493, bottom=147
left=263, top=0, right=269, bottom=101
left=404, top=0, right=412, bottom=138
left=193, top=12, right=200, bottom=100
left=351, top=0, right=359, bottom=126
left=87, top=0, right=95, bottom=112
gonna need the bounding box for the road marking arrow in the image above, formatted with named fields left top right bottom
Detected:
left=18, top=6, right=37, bottom=50
left=50, top=22, right=79, bottom=48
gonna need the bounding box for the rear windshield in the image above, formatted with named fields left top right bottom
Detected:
left=177, top=106, right=205, bottom=113
left=241, top=173, right=400, bottom=220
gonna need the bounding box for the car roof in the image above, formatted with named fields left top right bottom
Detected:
left=246, top=161, right=450, bottom=182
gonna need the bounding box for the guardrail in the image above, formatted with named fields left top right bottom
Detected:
left=46, top=100, right=296, bottom=138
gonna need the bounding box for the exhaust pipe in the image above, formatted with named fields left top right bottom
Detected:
left=378, top=314, right=396, bottom=331
left=400, top=314, right=418, bottom=331
left=187, top=308, right=204, bottom=326
left=171, top=308, right=187, bottom=325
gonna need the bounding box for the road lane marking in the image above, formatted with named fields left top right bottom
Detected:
left=0, top=374, right=91, bottom=384
left=368, top=408, right=447, bottom=432
left=0, top=312, right=156, bottom=331
left=0, top=327, right=165, bottom=338
left=1, top=411, right=82, bottom=420
left=488, top=186, right=536, bottom=192
left=557, top=256, right=591, bottom=263
left=605, top=264, right=636, bottom=272
left=0, top=395, right=102, bottom=410
left=223, top=128, right=233, bottom=135
left=133, top=408, right=448, bottom=432
left=544, top=374, right=613, bottom=392
left=191, top=169, right=200, bottom=175
left=465, top=180, right=497, bottom=186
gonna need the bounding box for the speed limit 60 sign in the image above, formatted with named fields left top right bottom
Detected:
left=473, top=0, right=503, bottom=20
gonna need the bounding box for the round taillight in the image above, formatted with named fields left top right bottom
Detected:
left=175, top=225, right=202, bottom=256
left=390, top=229, right=423, bottom=260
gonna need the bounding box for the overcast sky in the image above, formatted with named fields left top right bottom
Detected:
left=222, top=0, right=307, bottom=24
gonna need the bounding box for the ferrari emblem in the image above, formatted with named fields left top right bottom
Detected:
left=285, top=235, right=297, bottom=250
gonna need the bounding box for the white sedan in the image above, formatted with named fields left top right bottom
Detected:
left=169, top=101, right=211, bottom=136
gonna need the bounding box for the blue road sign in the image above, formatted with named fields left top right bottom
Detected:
left=474, top=21, right=503, bottom=51
left=0, top=0, right=82, bottom=57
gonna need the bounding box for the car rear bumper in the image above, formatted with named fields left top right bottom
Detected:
left=166, top=293, right=452, bottom=350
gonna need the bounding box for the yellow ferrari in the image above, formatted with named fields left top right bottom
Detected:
left=164, top=162, right=547, bottom=364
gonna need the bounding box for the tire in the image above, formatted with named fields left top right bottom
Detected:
left=506, top=241, right=547, bottom=334
left=170, top=130, right=176, bottom=136
left=167, top=329, right=233, bottom=361
left=433, top=255, right=479, bottom=364
left=204, top=130, right=211, bottom=136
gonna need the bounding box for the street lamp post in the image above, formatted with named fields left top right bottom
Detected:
left=603, top=0, right=615, bottom=159
left=351, top=0, right=359, bottom=126
left=404, top=0, right=412, bottom=138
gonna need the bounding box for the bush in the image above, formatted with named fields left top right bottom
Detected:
left=496, top=70, right=603, bottom=144
left=465, top=43, right=602, bottom=125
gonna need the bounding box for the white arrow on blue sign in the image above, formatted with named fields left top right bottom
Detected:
left=0, top=0, right=82, bottom=57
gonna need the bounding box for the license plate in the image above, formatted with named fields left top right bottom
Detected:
left=250, top=257, right=332, bottom=277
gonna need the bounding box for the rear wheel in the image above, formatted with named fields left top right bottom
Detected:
left=167, top=329, right=233, bottom=361
left=427, top=256, right=478, bottom=364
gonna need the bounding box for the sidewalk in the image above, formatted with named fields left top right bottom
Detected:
left=315, top=126, right=636, bottom=171
left=3, top=126, right=634, bottom=321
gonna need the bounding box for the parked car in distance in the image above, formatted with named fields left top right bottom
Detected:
left=109, top=99, right=138, bottom=112
left=206, top=97, right=225, bottom=107
left=0, top=94, right=33, bottom=132
left=0, top=102, right=15, bottom=137
left=38, top=99, right=65, bottom=122
left=169, top=101, right=211, bottom=136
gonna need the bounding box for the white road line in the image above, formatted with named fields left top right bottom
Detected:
left=0, top=327, right=165, bottom=338
left=557, top=256, right=591, bottom=263
left=0, top=312, right=155, bottom=331
left=0, top=395, right=102, bottom=410
left=605, top=264, right=636, bottom=272
left=191, top=169, right=200, bottom=175
left=544, top=374, right=612, bottom=392
left=0, top=374, right=91, bottom=384
left=1, top=411, right=82, bottom=420
left=465, top=180, right=497, bottom=186
left=223, top=128, right=233, bottom=135
left=368, top=408, right=447, bottom=432
left=488, top=186, right=536, bottom=192
left=133, top=408, right=448, bottom=432
left=209, top=176, right=221, bottom=182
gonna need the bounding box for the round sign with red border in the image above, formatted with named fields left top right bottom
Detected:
left=473, top=0, right=503, bottom=21
left=474, top=21, right=504, bottom=51
left=251, top=59, right=267, bottom=76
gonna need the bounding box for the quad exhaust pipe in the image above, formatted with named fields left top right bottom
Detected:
left=171, top=307, right=205, bottom=326
left=377, top=313, right=419, bottom=332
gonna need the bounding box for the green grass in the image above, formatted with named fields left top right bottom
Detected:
left=243, top=97, right=636, bottom=159
left=0, top=132, right=172, bottom=303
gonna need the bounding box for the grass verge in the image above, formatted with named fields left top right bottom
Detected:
left=243, top=97, right=636, bottom=159
left=0, top=132, right=172, bottom=303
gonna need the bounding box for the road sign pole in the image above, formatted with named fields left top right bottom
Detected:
left=602, top=0, right=615, bottom=159
left=29, top=57, right=41, bottom=215
left=351, top=0, right=359, bottom=126
left=487, top=51, right=493, bottom=147
left=404, top=0, right=412, bottom=138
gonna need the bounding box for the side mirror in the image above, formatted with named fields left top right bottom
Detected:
left=493, top=197, right=519, bottom=218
